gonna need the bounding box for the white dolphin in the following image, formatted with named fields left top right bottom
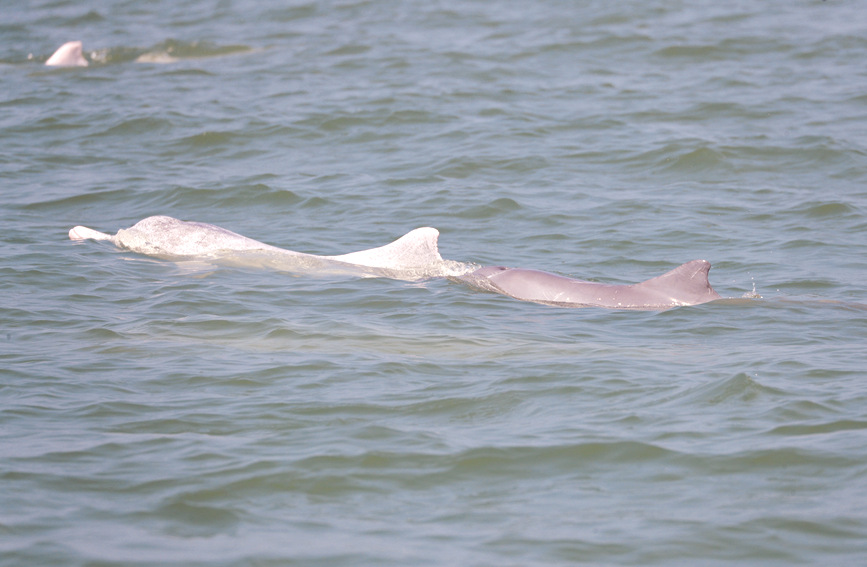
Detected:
left=69, top=215, right=465, bottom=281
left=69, top=216, right=722, bottom=310
left=45, top=41, right=88, bottom=67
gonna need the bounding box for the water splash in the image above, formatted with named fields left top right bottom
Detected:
left=741, top=277, right=763, bottom=299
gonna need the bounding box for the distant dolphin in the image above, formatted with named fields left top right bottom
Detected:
left=456, top=261, right=721, bottom=309
left=45, top=41, right=88, bottom=67
left=69, top=215, right=457, bottom=281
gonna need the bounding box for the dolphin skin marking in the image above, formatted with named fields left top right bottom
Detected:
left=70, top=216, right=722, bottom=309
left=45, top=41, right=88, bottom=67
left=456, top=261, right=721, bottom=309
left=69, top=216, right=449, bottom=280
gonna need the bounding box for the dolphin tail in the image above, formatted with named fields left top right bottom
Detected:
left=326, top=227, right=443, bottom=269
left=69, top=226, right=113, bottom=241
left=634, top=259, right=721, bottom=305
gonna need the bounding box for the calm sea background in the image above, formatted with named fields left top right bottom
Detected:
left=3, top=1, right=867, bottom=565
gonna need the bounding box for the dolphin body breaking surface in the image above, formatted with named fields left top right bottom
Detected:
left=70, top=216, right=722, bottom=310
left=69, top=216, right=465, bottom=281
left=455, top=262, right=721, bottom=310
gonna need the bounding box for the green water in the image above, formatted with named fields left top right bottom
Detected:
left=2, top=1, right=867, bottom=565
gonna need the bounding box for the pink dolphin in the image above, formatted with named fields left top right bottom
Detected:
left=69, top=216, right=722, bottom=309
left=456, top=261, right=721, bottom=309
left=45, top=41, right=88, bottom=67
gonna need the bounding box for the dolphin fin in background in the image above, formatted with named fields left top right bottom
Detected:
left=45, top=41, right=89, bottom=67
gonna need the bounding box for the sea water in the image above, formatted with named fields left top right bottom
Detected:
left=2, top=1, right=867, bottom=565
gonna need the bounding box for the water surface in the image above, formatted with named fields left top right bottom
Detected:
left=2, top=1, right=867, bottom=565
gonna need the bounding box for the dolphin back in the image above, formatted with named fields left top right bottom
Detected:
left=68, top=216, right=468, bottom=281
left=458, top=260, right=721, bottom=309
left=68, top=216, right=721, bottom=306
left=112, top=216, right=281, bottom=258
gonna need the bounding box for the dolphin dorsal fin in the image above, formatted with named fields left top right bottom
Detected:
left=326, top=227, right=443, bottom=269
left=46, top=41, right=89, bottom=67
left=635, top=259, right=721, bottom=304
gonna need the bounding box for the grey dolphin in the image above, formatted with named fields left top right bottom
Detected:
left=456, top=261, right=721, bottom=310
